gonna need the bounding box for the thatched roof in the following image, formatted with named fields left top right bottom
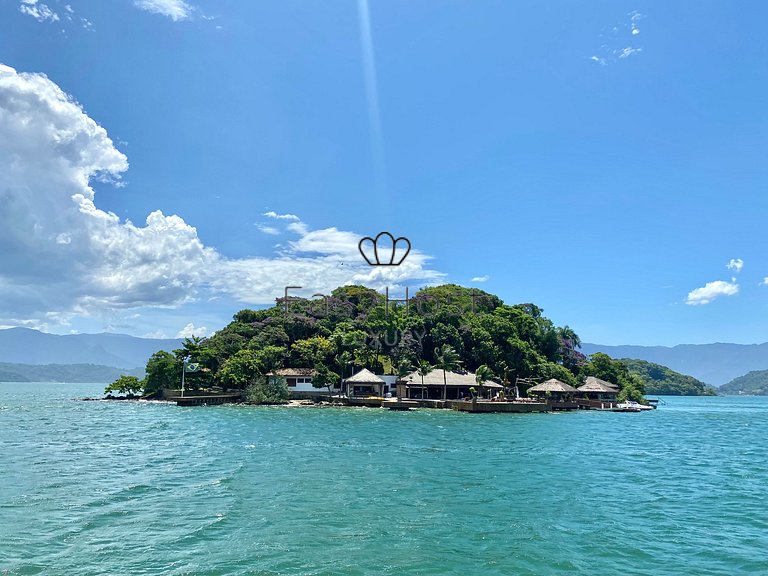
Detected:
left=402, top=369, right=503, bottom=389
left=345, top=368, right=385, bottom=384
left=578, top=376, right=619, bottom=393
left=527, top=378, right=578, bottom=393
left=267, top=368, right=316, bottom=377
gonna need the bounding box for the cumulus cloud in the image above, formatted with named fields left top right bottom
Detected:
left=726, top=258, right=744, bottom=273
left=471, top=275, right=490, bottom=283
left=176, top=322, right=207, bottom=338
left=685, top=280, right=739, bottom=306
left=18, top=0, right=59, bottom=22
left=0, top=63, right=444, bottom=329
left=134, top=0, right=193, bottom=21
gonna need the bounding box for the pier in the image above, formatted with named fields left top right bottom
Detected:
left=171, top=394, right=241, bottom=406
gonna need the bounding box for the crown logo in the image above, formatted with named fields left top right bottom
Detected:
left=358, top=232, right=411, bottom=266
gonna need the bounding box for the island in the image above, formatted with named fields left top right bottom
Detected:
left=105, top=284, right=705, bottom=410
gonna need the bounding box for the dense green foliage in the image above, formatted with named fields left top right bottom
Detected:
left=581, top=352, right=646, bottom=402
left=137, top=284, right=657, bottom=401
left=620, top=358, right=715, bottom=396
left=719, top=369, right=768, bottom=396
left=245, top=376, right=290, bottom=404
left=104, top=375, right=144, bottom=396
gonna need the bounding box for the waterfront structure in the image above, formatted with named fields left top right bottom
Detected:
left=527, top=378, right=577, bottom=397
left=397, top=369, right=502, bottom=400
left=577, top=376, right=619, bottom=408
left=344, top=368, right=386, bottom=398
left=266, top=368, right=342, bottom=398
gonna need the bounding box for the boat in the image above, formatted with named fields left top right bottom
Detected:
left=613, top=400, right=653, bottom=412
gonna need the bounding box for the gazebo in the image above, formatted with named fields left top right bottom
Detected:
left=344, top=368, right=386, bottom=398
left=527, top=378, right=578, bottom=402
left=577, top=376, right=619, bottom=403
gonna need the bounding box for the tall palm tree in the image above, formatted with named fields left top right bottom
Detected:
left=475, top=364, right=493, bottom=400
left=416, top=360, right=432, bottom=400
left=393, top=358, right=413, bottom=400
left=434, top=344, right=462, bottom=401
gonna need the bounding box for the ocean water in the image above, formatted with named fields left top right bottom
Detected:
left=1, top=383, right=767, bottom=575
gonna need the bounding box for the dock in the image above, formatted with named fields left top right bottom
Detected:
left=381, top=399, right=419, bottom=410
left=171, top=394, right=241, bottom=406
left=452, top=400, right=549, bottom=413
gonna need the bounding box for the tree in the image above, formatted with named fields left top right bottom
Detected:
left=475, top=364, right=493, bottom=400
left=218, top=349, right=262, bottom=391
left=335, top=351, right=355, bottom=382
left=434, top=344, right=462, bottom=400
left=245, top=375, right=289, bottom=404
left=104, top=375, right=144, bottom=397
left=144, top=350, right=181, bottom=397
left=312, top=364, right=339, bottom=399
left=254, top=345, right=287, bottom=374
left=291, top=336, right=334, bottom=367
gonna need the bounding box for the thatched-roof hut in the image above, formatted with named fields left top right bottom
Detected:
left=577, top=376, right=619, bottom=400
left=399, top=369, right=502, bottom=400
left=526, top=378, right=578, bottom=404
left=528, top=378, right=578, bottom=394
left=344, top=368, right=386, bottom=398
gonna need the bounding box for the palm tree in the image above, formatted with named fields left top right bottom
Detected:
left=475, top=364, right=493, bottom=400
left=393, top=358, right=413, bottom=400
left=416, top=360, right=432, bottom=400
left=434, top=344, right=462, bottom=401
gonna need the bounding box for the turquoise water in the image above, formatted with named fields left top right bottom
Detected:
left=2, top=384, right=767, bottom=575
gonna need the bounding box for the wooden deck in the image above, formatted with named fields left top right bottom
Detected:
left=171, top=394, right=241, bottom=406
left=452, top=400, right=549, bottom=413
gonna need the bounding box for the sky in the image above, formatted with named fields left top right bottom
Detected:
left=0, top=0, right=767, bottom=346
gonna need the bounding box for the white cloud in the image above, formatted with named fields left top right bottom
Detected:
left=18, top=0, right=59, bottom=22
left=143, top=329, right=168, bottom=339
left=617, top=47, right=642, bottom=59
left=0, top=63, right=445, bottom=330
left=176, top=322, right=207, bottom=338
left=471, top=275, right=490, bottom=283
left=134, top=0, right=193, bottom=21
left=726, top=258, right=744, bottom=273
left=685, top=280, right=739, bottom=306
left=264, top=211, right=300, bottom=221
left=591, top=11, right=645, bottom=65
left=256, top=224, right=280, bottom=235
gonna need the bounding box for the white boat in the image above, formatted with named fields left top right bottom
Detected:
left=613, top=400, right=653, bottom=412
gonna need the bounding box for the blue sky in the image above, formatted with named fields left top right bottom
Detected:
left=1, top=0, right=767, bottom=345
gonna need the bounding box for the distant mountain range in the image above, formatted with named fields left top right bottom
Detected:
left=582, top=342, right=768, bottom=386
left=0, top=328, right=181, bottom=370
left=2, top=327, right=768, bottom=389
left=0, top=362, right=144, bottom=383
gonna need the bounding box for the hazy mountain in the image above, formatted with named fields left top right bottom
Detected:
left=619, top=358, right=714, bottom=395
left=0, top=328, right=182, bottom=369
left=0, top=362, right=144, bottom=383
left=719, top=370, right=768, bottom=395
left=582, top=342, right=768, bottom=386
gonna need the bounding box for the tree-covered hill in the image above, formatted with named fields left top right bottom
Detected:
left=134, top=284, right=648, bottom=402
left=619, top=358, right=714, bottom=396
left=718, top=370, right=768, bottom=395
